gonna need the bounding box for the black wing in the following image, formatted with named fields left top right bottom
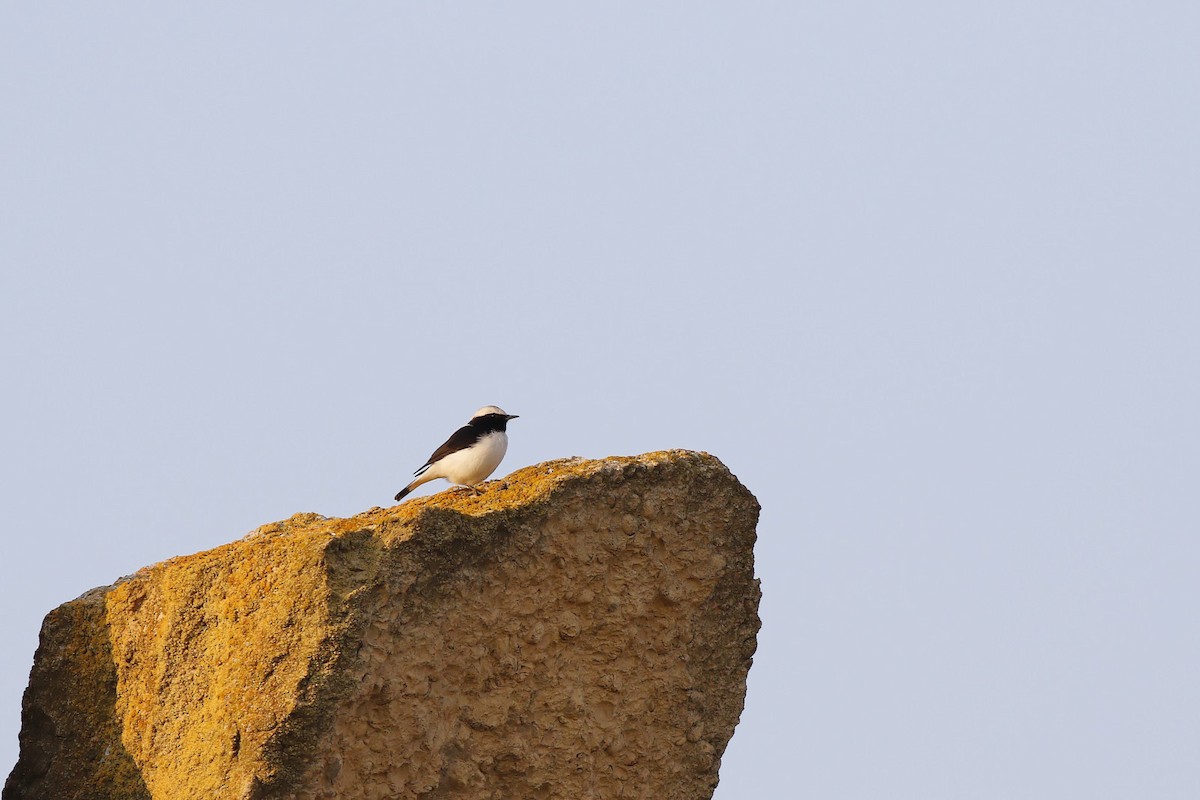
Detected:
left=416, top=423, right=482, bottom=474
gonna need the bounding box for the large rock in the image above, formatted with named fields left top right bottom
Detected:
left=4, top=450, right=760, bottom=800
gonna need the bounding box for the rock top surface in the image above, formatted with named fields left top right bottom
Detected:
left=4, top=450, right=761, bottom=800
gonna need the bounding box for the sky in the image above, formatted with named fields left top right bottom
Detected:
left=2, top=3, right=1199, bottom=797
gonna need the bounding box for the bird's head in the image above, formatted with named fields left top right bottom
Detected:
left=471, top=405, right=519, bottom=421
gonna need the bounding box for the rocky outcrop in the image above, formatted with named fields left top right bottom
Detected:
left=4, top=450, right=760, bottom=800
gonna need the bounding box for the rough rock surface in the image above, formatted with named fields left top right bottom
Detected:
left=5, top=450, right=760, bottom=800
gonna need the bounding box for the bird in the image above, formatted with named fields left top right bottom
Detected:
left=394, top=405, right=519, bottom=502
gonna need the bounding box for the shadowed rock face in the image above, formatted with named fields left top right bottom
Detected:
left=4, top=450, right=761, bottom=800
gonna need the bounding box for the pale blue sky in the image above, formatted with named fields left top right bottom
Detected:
left=2, top=4, right=1199, bottom=797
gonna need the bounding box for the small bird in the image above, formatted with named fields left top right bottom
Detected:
left=394, top=405, right=519, bottom=502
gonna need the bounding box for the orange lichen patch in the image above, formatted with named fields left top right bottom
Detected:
left=103, top=525, right=335, bottom=798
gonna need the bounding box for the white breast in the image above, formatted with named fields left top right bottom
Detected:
left=427, top=430, right=509, bottom=486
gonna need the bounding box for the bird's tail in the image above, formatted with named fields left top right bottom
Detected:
left=394, top=471, right=435, bottom=502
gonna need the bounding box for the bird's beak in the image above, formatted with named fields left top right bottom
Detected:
left=507, top=414, right=519, bottom=420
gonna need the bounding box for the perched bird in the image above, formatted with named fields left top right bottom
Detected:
left=394, top=405, right=519, bottom=502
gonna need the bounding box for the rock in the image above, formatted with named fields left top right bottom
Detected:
left=4, top=450, right=761, bottom=800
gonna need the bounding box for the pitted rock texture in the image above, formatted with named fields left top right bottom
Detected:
left=5, top=450, right=760, bottom=800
